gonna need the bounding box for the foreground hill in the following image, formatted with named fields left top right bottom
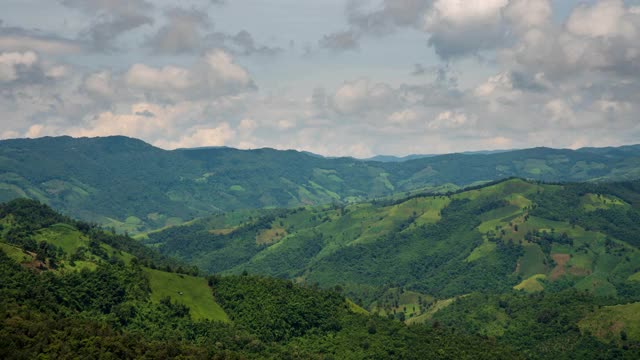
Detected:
left=0, top=199, right=526, bottom=359
left=1, top=136, right=640, bottom=232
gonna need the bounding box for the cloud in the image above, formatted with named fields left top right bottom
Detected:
left=146, top=7, right=211, bottom=54
left=157, top=123, right=236, bottom=149
left=331, top=78, right=395, bottom=114
left=319, top=30, right=360, bottom=51
left=321, top=0, right=429, bottom=52
left=388, top=109, right=419, bottom=124
left=502, top=0, right=640, bottom=78
left=428, top=110, right=475, bottom=130
left=0, top=24, right=83, bottom=54
left=122, top=49, right=255, bottom=102
left=423, top=0, right=508, bottom=59
left=0, top=51, right=38, bottom=82
left=83, top=71, right=115, bottom=99
left=206, top=30, right=283, bottom=56
left=60, top=0, right=154, bottom=51
left=347, top=0, right=429, bottom=35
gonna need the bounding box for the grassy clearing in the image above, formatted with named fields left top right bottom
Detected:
left=514, top=274, right=546, bottom=292
left=34, top=223, right=87, bottom=254
left=579, top=302, right=640, bottom=342
left=144, top=267, right=229, bottom=322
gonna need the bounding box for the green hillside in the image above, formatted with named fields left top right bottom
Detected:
left=0, top=198, right=530, bottom=359
left=149, top=179, right=640, bottom=314
left=1, top=136, right=640, bottom=232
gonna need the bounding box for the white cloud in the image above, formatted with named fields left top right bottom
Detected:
left=428, top=110, right=475, bottom=130
left=121, top=49, right=253, bottom=102
left=157, top=124, right=236, bottom=149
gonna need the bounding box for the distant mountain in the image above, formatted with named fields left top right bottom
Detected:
left=365, top=154, right=436, bottom=162
left=364, top=149, right=514, bottom=162
left=1, top=136, right=640, bottom=232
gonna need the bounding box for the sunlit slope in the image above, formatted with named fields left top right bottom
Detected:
left=145, top=267, right=229, bottom=322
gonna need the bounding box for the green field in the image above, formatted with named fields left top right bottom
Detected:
left=144, top=267, right=229, bottom=322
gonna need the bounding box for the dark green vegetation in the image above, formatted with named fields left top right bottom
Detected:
left=148, top=178, right=640, bottom=357
left=0, top=199, right=522, bottom=359
left=1, top=136, right=640, bottom=232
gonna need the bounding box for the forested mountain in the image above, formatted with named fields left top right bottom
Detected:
left=1, top=136, right=640, bottom=232
left=145, top=178, right=640, bottom=355
left=0, top=199, right=525, bottom=359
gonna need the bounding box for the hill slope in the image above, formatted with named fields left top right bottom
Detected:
left=1, top=136, right=640, bottom=232
left=148, top=179, right=640, bottom=308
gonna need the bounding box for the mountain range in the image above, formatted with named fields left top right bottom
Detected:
left=1, top=136, right=639, bottom=232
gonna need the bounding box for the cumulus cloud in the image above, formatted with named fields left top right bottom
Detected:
left=122, top=49, right=254, bottom=102
left=503, top=0, right=640, bottom=78
left=424, top=0, right=508, bottom=58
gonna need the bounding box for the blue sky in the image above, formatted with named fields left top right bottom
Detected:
left=1, top=0, right=640, bottom=157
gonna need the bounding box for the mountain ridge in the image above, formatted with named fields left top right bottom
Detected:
left=1, top=135, right=640, bottom=232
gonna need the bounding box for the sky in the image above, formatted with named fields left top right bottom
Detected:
left=1, top=0, right=640, bottom=157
